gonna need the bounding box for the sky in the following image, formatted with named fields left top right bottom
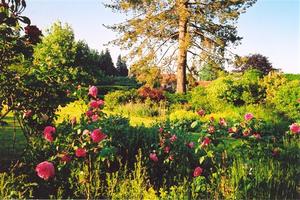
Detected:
left=24, top=0, right=300, bottom=73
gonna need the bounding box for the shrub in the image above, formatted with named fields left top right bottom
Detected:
left=272, top=80, right=300, bottom=121
left=189, top=86, right=212, bottom=111
left=104, top=89, right=138, bottom=110
left=261, top=71, right=287, bottom=103
left=138, top=87, right=165, bottom=102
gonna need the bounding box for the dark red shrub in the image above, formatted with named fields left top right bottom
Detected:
left=138, top=86, right=165, bottom=102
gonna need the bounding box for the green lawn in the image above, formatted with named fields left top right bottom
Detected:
left=0, top=112, right=27, bottom=164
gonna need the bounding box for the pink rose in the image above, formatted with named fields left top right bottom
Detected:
left=197, top=109, right=205, bottom=116
left=243, top=130, right=250, bottom=137
left=164, top=146, right=170, bottom=153
left=90, top=100, right=99, bottom=108
left=253, top=132, right=261, bottom=139
left=290, top=123, right=300, bottom=134
left=193, top=166, right=203, bottom=177
left=187, top=142, right=194, bottom=149
left=170, top=134, right=177, bottom=143
left=149, top=153, right=158, bottom=162
left=88, top=86, right=98, bottom=98
left=201, top=137, right=211, bottom=148
left=208, top=125, right=215, bottom=134
left=244, top=113, right=254, bottom=121
left=97, top=100, right=104, bottom=107
left=43, top=126, right=55, bottom=142
left=61, top=153, right=71, bottom=163
left=92, top=114, right=99, bottom=122
left=75, top=148, right=87, bottom=158
left=35, top=161, right=55, bottom=180
left=219, top=118, right=227, bottom=127
left=91, top=129, right=107, bottom=143
left=159, top=127, right=164, bottom=133
left=83, top=129, right=90, bottom=135
left=86, top=110, right=93, bottom=117
left=228, top=127, right=237, bottom=133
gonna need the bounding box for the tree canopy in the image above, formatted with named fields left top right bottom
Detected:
left=105, top=0, right=257, bottom=93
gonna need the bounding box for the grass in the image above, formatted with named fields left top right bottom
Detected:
left=0, top=112, right=27, bottom=168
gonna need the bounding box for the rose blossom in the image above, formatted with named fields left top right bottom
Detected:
left=83, top=129, right=90, bottom=135
left=92, top=114, right=99, bottom=122
left=290, top=123, right=300, bottom=134
left=170, top=134, right=177, bottom=143
left=201, top=137, right=211, bottom=148
left=86, top=110, right=93, bottom=117
left=164, top=146, right=170, bottom=153
left=169, top=155, right=174, bottom=161
left=197, top=109, right=205, bottom=116
left=193, top=166, right=203, bottom=177
left=244, top=113, right=254, bottom=121
left=91, top=129, right=107, bottom=143
left=149, top=153, right=158, bottom=162
left=61, top=153, right=71, bottom=163
left=208, top=125, right=215, bottom=134
left=88, top=86, right=98, bottom=98
left=228, top=127, right=237, bottom=133
left=187, top=142, right=194, bottom=149
left=252, top=132, right=261, bottom=139
left=219, top=118, right=227, bottom=127
left=43, top=126, right=55, bottom=142
left=75, top=148, right=87, bottom=158
left=35, top=161, right=55, bottom=180
left=159, top=127, right=164, bottom=133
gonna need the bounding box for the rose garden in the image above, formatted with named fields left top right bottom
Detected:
left=0, top=0, right=299, bottom=199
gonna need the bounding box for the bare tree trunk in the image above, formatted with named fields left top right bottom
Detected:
left=176, top=0, right=188, bottom=94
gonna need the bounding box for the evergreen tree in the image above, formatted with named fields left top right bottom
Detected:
left=116, top=55, right=129, bottom=76
left=105, top=0, right=256, bottom=93
left=99, top=49, right=117, bottom=76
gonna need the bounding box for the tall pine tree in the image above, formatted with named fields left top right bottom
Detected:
left=105, top=0, right=256, bottom=93
left=116, top=55, right=128, bottom=76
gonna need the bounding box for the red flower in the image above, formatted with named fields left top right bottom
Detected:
left=164, top=146, right=170, bottom=153
left=197, top=109, right=205, bottom=116
left=90, top=100, right=99, bottom=108
left=253, top=132, right=261, bottom=139
left=208, top=126, right=215, bottom=134
left=187, top=142, right=194, bottom=149
left=193, top=166, right=203, bottom=177
left=244, top=113, right=254, bottom=121
left=61, top=153, right=71, bottom=163
left=201, top=137, right=211, bottom=148
left=43, top=126, right=55, bottom=142
left=290, top=123, right=300, bottom=134
left=219, top=118, right=227, bottom=127
left=86, top=110, right=93, bottom=117
left=91, top=129, right=107, bottom=143
left=149, top=153, right=158, bottom=162
left=169, top=155, right=174, bottom=161
left=88, top=86, right=98, bottom=98
left=170, top=134, right=177, bottom=143
left=243, top=130, right=250, bottom=137
left=159, top=127, right=164, bottom=133
left=35, top=161, right=55, bottom=180
left=75, top=148, right=87, bottom=158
